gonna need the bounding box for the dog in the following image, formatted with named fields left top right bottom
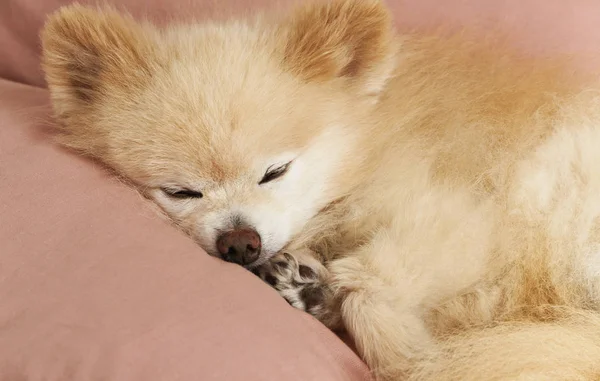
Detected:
left=41, top=0, right=600, bottom=379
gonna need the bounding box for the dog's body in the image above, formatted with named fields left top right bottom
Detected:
left=42, top=1, right=600, bottom=380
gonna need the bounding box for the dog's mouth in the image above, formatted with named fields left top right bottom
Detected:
left=243, top=246, right=282, bottom=269
left=244, top=255, right=270, bottom=270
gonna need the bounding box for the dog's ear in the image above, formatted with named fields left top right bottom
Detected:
left=41, top=5, right=157, bottom=117
left=281, top=0, right=397, bottom=96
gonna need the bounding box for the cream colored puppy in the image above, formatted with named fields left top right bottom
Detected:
left=41, top=1, right=600, bottom=380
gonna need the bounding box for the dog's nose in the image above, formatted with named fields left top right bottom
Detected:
left=216, top=228, right=261, bottom=265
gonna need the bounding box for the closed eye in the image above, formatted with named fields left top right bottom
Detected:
left=162, top=188, right=203, bottom=199
left=259, top=162, right=292, bottom=185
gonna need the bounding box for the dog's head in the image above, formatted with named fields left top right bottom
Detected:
left=41, top=0, right=397, bottom=267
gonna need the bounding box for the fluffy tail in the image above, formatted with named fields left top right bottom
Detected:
left=409, top=308, right=600, bottom=381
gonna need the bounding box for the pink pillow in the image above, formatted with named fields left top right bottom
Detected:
left=0, top=79, right=371, bottom=380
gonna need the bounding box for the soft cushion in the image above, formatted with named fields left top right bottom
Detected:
left=0, top=78, right=371, bottom=380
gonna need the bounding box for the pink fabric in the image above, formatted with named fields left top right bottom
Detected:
left=0, top=78, right=371, bottom=380
left=389, top=0, right=600, bottom=70
left=2, top=0, right=600, bottom=380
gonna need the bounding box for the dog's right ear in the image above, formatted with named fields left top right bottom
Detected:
left=280, top=0, right=397, bottom=97
left=41, top=5, right=157, bottom=118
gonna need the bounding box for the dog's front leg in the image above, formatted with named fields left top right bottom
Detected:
left=256, top=242, right=434, bottom=381
left=255, top=249, right=342, bottom=329
left=255, top=241, right=436, bottom=380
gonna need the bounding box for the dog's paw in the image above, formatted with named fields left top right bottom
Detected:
left=256, top=252, right=329, bottom=317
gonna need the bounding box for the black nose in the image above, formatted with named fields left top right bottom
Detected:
left=216, top=228, right=261, bottom=265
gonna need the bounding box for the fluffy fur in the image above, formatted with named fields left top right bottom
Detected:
left=41, top=1, right=600, bottom=380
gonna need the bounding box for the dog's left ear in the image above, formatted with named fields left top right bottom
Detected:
left=41, top=5, right=156, bottom=119
left=41, top=5, right=160, bottom=156
left=280, top=0, right=397, bottom=96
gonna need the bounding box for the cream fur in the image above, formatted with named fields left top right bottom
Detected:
left=41, top=1, right=600, bottom=380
